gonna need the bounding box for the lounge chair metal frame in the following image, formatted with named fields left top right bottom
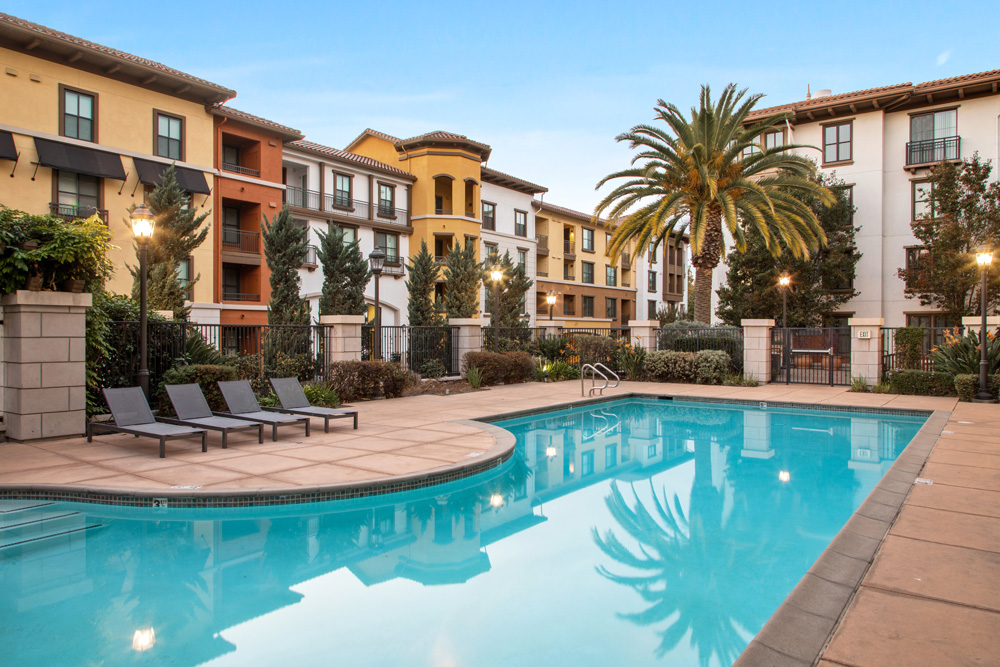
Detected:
left=88, top=387, right=206, bottom=458
left=266, top=378, right=359, bottom=432
left=160, top=383, right=265, bottom=448
left=217, top=380, right=310, bottom=441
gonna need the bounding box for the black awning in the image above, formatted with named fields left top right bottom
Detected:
left=133, top=157, right=211, bottom=195
left=33, top=137, right=126, bottom=180
left=0, top=131, right=16, bottom=161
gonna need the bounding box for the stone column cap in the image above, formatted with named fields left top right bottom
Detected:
left=628, top=320, right=659, bottom=327
left=0, top=290, right=93, bottom=307
left=741, top=318, right=775, bottom=327
left=319, top=314, right=366, bottom=325
left=848, top=317, right=884, bottom=326
left=448, top=318, right=484, bottom=326
left=961, top=315, right=1000, bottom=327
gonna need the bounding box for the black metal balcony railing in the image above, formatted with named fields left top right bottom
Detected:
left=222, top=291, right=260, bottom=302
left=222, top=162, right=261, bottom=178
left=221, top=228, right=260, bottom=254
left=563, top=270, right=576, bottom=281
left=284, top=186, right=409, bottom=226
left=482, top=215, right=495, bottom=230
left=435, top=208, right=453, bottom=215
left=301, top=245, right=319, bottom=267
left=621, top=252, right=631, bottom=270
left=906, top=136, right=960, bottom=166
left=536, top=234, right=548, bottom=252
left=49, top=203, right=108, bottom=224
left=564, top=240, right=576, bottom=254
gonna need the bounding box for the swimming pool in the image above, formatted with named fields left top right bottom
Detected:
left=0, top=397, right=928, bottom=666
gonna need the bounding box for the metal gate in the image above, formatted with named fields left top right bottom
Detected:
left=770, top=327, right=851, bottom=385
left=362, top=325, right=459, bottom=375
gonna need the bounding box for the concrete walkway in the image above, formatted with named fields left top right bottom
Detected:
left=0, top=381, right=996, bottom=666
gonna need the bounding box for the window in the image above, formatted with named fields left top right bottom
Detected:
left=582, top=295, right=594, bottom=317
left=517, top=249, right=526, bottom=270
left=912, top=181, right=936, bottom=220
left=484, top=242, right=498, bottom=260
left=378, top=184, right=395, bottom=215
left=581, top=261, right=594, bottom=284
left=176, top=256, right=193, bottom=300
left=648, top=300, right=657, bottom=319
left=648, top=242, right=657, bottom=263
left=647, top=443, right=657, bottom=457
left=606, top=297, right=617, bottom=319
left=222, top=266, right=241, bottom=300
left=334, top=174, right=351, bottom=207
left=332, top=224, right=356, bottom=245
left=222, top=206, right=241, bottom=246
left=605, top=444, right=617, bottom=469
left=55, top=171, right=99, bottom=217
left=905, top=246, right=929, bottom=272
left=581, top=450, right=594, bottom=476
left=222, top=144, right=240, bottom=168
left=563, top=262, right=574, bottom=281
left=482, top=202, right=496, bottom=231
left=606, top=265, right=617, bottom=286
left=155, top=112, right=183, bottom=160
left=61, top=87, right=95, bottom=142
left=582, top=228, right=594, bottom=252
left=375, top=232, right=399, bottom=262
left=563, top=294, right=575, bottom=315
left=606, top=232, right=612, bottom=247
left=764, top=129, right=784, bottom=150
left=514, top=210, right=527, bottom=237
left=823, top=121, right=852, bottom=164
left=909, top=109, right=959, bottom=164
left=648, top=271, right=657, bottom=292
left=906, top=313, right=959, bottom=347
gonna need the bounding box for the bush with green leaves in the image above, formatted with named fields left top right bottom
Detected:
left=694, top=350, right=730, bottom=384
left=646, top=349, right=730, bottom=384
left=953, top=374, right=1000, bottom=402
left=462, top=351, right=534, bottom=385
left=849, top=376, right=870, bottom=393
left=932, top=328, right=1000, bottom=375
left=303, top=382, right=340, bottom=407
left=887, top=369, right=957, bottom=396
left=327, top=361, right=414, bottom=401
left=569, top=334, right=620, bottom=368
left=465, top=366, right=485, bottom=389
left=536, top=335, right=570, bottom=361
left=156, top=364, right=239, bottom=415
left=658, top=330, right=744, bottom=373
left=532, top=358, right=580, bottom=382
left=723, top=372, right=759, bottom=387
left=418, top=358, right=448, bottom=379
left=894, top=327, right=927, bottom=370
left=614, top=343, right=647, bottom=380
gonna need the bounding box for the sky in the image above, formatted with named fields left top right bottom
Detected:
left=7, top=1, right=998, bottom=211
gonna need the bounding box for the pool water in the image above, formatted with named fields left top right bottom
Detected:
left=0, top=398, right=927, bottom=666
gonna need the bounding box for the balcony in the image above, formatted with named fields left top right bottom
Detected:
left=906, top=136, right=960, bottom=168
left=621, top=252, right=631, bottom=271
left=283, top=186, right=410, bottom=226
left=384, top=255, right=406, bottom=276
left=221, top=228, right=260, bottom=254
left=300, top=245, right=319, bottom=269
left=49, top=203, right=108, bottom=224
left=222, top=162, right=260, bottom=178
left=482, top=215, right=496, bottom=231
left=564, top=239, right=576, bottom=260
left=284, top=185, right=321, bottom=210
left=563, top=269, right=576, bottom=281
left=222, top=291, right=260, bottom=302
left=536, top=234, right=548, bottom=255
left=435, top=208, right=453, bottom=215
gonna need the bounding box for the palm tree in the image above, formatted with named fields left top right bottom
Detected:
left=595, top=84, right=833, bottom=324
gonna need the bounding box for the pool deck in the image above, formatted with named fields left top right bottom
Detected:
left=1, top=381, right=997, bottom=665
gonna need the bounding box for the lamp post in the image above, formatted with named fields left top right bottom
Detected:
left=130, top=204, right=155, bottom=397
left=778, top=273, right=791, bottom=329
left=368, top=247, right=385, bottom=361
left=491, top=265, right=503, bottom=352
left=546, top=290, right=557, bottom=320
left=974, top=250, right=994, bottom=402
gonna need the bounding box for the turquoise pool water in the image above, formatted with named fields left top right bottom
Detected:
left=0, top=398, right=927, bottom=666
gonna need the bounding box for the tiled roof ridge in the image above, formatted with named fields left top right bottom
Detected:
left=916, top=67, right=1000, bottom=90
left=532, top=199, right=606, bottom=224
left=0, top=12, right=235, bottom=97
left=288, top=139, right=414, bottom=178
left=481, top=166, right=547, bottom=193
left=212, top=105, right=302, bottom=138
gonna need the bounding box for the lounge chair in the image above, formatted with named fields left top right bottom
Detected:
left=217, top=380, right=310, bottom=441
left=161, top=383, right=264, bottom=448
left=88, top=387, right=206, bottom=458
left=267, top=378, right=359, bottom=432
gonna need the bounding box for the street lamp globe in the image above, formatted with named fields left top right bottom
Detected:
left=490, top=266, right=503, bottom=283
left=368, top=246, right=386, bottom=274
left=545, top=291, right=556, bottom=307
left=976, top=250, right=993, bottom=267
left=130, top=204, right=155, bottom=241
left=778, top=273, right=791, bottom=288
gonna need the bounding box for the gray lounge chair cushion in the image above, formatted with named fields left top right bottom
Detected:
left=270, top=378, right=311, bottom=409
left=182, top=415, right=261, bottom=429
left=103, top=387, right=157, bottom=426
left=218, top=381, right=263, bottom=414
left=165, top=383, right=214, bottom=420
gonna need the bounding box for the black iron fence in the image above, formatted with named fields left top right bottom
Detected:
left=655, top=327, right=744, bottom=373
left=770, top=327, right=851, bottom=385
left=480, top=327, right=550, bottom=353
left=362, top=325, right=459, bottom=375
left=880, top=326, right=964, bottom=375
left=562, top=328, right=630, bottom=341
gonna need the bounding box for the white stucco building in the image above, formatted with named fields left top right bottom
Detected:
left=712, top=68, right=1000, bottom=327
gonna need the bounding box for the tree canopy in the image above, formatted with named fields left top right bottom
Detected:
left=594, top=84, right=832, bottom=323
left=406, top=239, right=443, bottom=326
left=262, top=207, right=310, bottom=325
left=483, top=250, right=533, bottom=328
left=442, top=242, right=481, bottom=319
left=317, top=226, right=370, bottom=316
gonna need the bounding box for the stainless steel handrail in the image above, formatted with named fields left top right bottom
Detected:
left=581, top=363, right=620, bottom=396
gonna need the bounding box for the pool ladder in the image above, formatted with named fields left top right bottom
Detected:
left=581, top=363, right=620, bottom=397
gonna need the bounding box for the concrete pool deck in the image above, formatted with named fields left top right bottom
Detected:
left=1, top=381, right=997, bottom=665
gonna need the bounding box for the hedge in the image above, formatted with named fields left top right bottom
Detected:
left=326, top=361, right=414, bottom=401
left=954, top=374, right=1000, bottom=402
left=462, top=350, right=534, bottom=385
left=157, top=364, right=239, bottom=415
left=887, top=369, right=956, bottom=396
left=646, top=349, right=731, bottom=385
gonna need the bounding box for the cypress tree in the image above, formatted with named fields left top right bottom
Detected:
left=129, top=166, right=209, bottom=319
left=261, top=207, right=310, bottom=325
left=316, top=226, right=371, bottom=316
left=406, top=239, right=443, bottom=325
left=483, top=250, right=532, bottom=328
left=443, top=242, right=482, bottom=319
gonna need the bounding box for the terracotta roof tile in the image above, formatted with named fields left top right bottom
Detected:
left=0, top=12, right=234, bottom=99
left=532, top=199, right=606, bottom=225
left=481, top=166, right=547, bottom=194
left=916, top=67, right=1000, bottom=90
left=749, top=82, right=911, bottom=118
left=212, top=105, right=303, bottom=140
left=288, top=139, right=415, bottom=179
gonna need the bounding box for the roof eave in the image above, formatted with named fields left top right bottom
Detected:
left=210, top=107, right=303, bottom=142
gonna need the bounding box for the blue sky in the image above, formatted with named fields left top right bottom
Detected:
left=8, top=1, right=998, bottom=210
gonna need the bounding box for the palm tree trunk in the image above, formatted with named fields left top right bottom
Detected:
left=693, top=266, right=714, bottom=324
left=691, top=208, right=724, bottom=324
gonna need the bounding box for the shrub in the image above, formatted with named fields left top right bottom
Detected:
left=723, top=372, right=759, bottom=387
left=850, top=376, right=870, bottom=393
left=157, top=364, right=239, bottom=415
left=694, top=350, right=730, bottom=385
left=871, top=380, right=892, bottom=394
left=224, top=352, right=266, bottom=395
left=614, top=343, right=647, bottom=380
left=894, top=327, right=926, bottom=370
left=954, top=374, right=1000, bottom=402
left=887, top=369, right=956, bottom=396
left=418, top=358, right=447, bottom=379
left=303, top=382, right=340, bottom=407
left=661, top=333, right=744, bottom=373
left=646, top=350, right=695, bottom=383
left=466, top=366, right=485, bottom=389
left=327, top=360, right=414, bottom=401
left=462, top=351, right=534, bottom=385
left=570, top=334, right=620, bottom=368
left=932, top=328, right=1000, bottom=375
left=536, top=335, right=570, bottom=362
left=547, top=359, right=580, bottom=381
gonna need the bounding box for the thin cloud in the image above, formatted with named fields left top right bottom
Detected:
left=937, top=50, right=952, bottom=66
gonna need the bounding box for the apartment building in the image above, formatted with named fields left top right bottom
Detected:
left=282, top=139, right=415, bottom=325
left=713, top=68, right=1000, bottom=327
left=0, top=12, right=233, bottom=301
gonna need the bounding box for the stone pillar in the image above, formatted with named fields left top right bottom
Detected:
left=741, top=319, right=775, bottom=384
left=2, top=291, right=91, bottom=441
left=449, top=318, right=483, bottom=375
left=319, top=314, right=364, bottom=365
left=540, top=323, right=563, bottom=339
left=627, top=320, right=659, bottom=352
left=848, top=317, right=883, bottom=384
left=961, top=315, right=1000, bottom=330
